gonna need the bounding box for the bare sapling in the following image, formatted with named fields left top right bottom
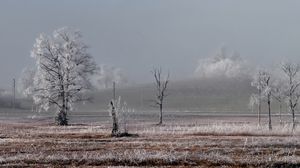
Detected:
left=152, top=68, right=170, bottom=125
left=109, top=96, right=134, bottom=137
left=261, top=71, right=272, bottom=130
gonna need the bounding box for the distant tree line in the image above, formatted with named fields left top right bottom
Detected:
left=250, top=62, right=300, bottom=131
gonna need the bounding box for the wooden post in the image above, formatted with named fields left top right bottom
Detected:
left=113, top=81, right=116, bottom=101
left=12, top=78, right=15, bottom=109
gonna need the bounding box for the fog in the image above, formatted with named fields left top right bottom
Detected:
left=1, top=0, right=300, bottom=89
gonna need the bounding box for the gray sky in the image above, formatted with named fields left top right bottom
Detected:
left=1, top=0, right=300, bottom=89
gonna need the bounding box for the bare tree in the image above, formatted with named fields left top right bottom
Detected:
left=281, top=62, right=300, bottom=130
left=30, top=27, right=97, bottom=125
left=260, top=70, right=272, bottom=130
left=251, top=69, right=274, bottom=130
left=152, top=68, right=170, bottom=125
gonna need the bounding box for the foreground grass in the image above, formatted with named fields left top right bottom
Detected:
left=0, top=121, right=300, bottom=167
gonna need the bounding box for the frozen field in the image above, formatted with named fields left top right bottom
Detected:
left=0, top=112, right=300, bottom=167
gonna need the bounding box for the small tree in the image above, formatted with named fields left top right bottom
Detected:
left=251, top=69, right=274, bottom=130
left=272, top=79, right=285, bottom=124
left=119, top=101, right=131, bottom=134
left=251, top=70, right=266, bottom=126
left=110, top=100, right=119, bottom=136
left=109, top=96, right=132, bottom=137
left=18, top=67, right=36, bottom=97
left=260, top=70, right=272, bottom=130
left=249, top=94, right=259, bottom=114
left=281, top=62, right=300, bottom=131
left=18, top=67, right=37, bottom=112
left=152, top=68, right=170, bottom=125
left=30, top=27, right=97, bottom=125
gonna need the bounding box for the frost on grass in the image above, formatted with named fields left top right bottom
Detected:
left=1, top=122, right=300, bottom=167
left=135, top=122, right=298, bottom=136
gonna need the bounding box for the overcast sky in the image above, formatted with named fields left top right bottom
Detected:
left=1, top=0, right=300, bottom=89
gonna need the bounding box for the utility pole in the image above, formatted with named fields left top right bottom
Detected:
left=140, top=87, right=144, bottom=109
left=12, top=78, right=16, bottom=109
left=113, top=81, right=116, bottom=102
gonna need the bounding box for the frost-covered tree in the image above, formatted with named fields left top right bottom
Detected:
left=18, top=67, right=36, bottom=97
left=110, top=100, right=119, bottom=136
left=272, top=79, right=285, bottom=124
left=260, top=71, right=273, bottom=130
left=152, top=68, right=169, bottom=125
left=281, top=62, right=300, bottom=130
left=251, top=69, right=273, bottom=130
left=94, top=65, right=127, bottom=89
left=30, top=27, right=97, bottom=125
left=109, top=97, right=132, bottom=136
left=195, top=46, right=250, bottom=79
left=18, top=67, right=38, bottom=112
left=251, top=70, right=265, bottom=126
left=249, top=94, right=259, bottom=114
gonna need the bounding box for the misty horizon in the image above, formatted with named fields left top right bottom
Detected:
left=1, top=0, right=300, bottom=89
left=1, top=2, right=300, bottom=167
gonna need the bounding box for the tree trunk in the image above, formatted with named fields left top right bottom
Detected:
left=289, top=97, right=296, bottom=131
left=279, top=103, right=282, bottom=124
left=56, top=110, right=68, bottom=126
left=268, top=99, right=272, bottom=131
left=56, top=89, right=68, bottom=126
left=292, top=108, right=296, bottom=131
left=158, top=103, right=163, bottom=125
left=257, top=89, right=261, bottom=126
left=111, top=101, right=119, bottom=136
left=258, top=100, right=261, bottom=126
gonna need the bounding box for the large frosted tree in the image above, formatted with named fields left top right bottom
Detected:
left=30, top=27, right=97, bottom=125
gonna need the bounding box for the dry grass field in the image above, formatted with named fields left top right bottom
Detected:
left=0, top=115, right=300, bottom=168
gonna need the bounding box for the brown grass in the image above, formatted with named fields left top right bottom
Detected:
left=0, top=121, right=300, bottom=167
